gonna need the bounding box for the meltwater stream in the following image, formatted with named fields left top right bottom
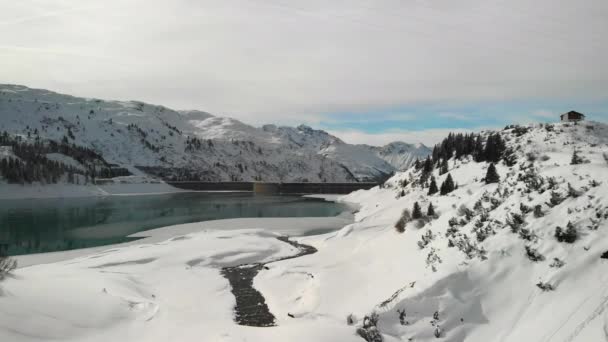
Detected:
left=221, top=236, right=318, bottom=327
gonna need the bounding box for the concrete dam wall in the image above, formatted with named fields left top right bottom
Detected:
left=167, top=182, right=377, bottom=194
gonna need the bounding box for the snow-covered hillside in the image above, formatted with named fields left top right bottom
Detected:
left=0, top=84, right=429, bottom=183
left=327, top=120, right=608, bottom=341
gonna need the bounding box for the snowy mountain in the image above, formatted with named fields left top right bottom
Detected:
left=331, top=120, right=608, bottom=341
left=0, top=84, right=429, bottom=184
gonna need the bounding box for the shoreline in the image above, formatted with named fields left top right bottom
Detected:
left=14, top=214, right=353, bottom=269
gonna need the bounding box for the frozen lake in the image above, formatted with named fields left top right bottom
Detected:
left=0, top=192, right=348, bottom=255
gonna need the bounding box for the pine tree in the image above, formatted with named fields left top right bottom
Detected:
left=485, top=163, right=500, bottom=184
left=473, top=135, right=485, bottom=162
left=412, top=202, right=423, bottom=219
left=428, top=176, right=439, bottom=195
left=484, top=133, right=506, bottom=163
left=439, top=158, right=449, bottom=175
left=422, top=156, right=433, bottom=174
left=440, top=173, right=455, bottom=195
left=427, top=203, right=436, bottom=217
left=571, top=150, right=583, bottom=165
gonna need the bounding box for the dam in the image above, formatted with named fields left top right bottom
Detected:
left=166, top=181, right=378, bottom=194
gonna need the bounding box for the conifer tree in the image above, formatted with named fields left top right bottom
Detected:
left=439, top=158, right=449, bottom=175
left=440, top=173, right=455, bottom=195
left=427, top=203, right=436, bottom=217
left=422, top=156, right=433, bottom=174
left=484, top=133, right=506, bottom=163
left=570, top=149, right=583, bottom=165
left=428, top=176, right=439, bottom=195
left=412, top=202, right=423, bottom=219
left=485, top=163, right=500, bottom=184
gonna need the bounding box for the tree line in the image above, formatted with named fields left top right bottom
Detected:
left=0, top=131, right=128, bottom=184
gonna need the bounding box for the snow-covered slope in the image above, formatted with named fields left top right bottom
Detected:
left=373, top=142, right=431, bottom=171
left=323, top=120, right=608, bottom=341
left=0, top=85, right=429, bottom=183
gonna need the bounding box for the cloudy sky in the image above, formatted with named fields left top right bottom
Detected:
left=1, top=0, right=607, bottom=145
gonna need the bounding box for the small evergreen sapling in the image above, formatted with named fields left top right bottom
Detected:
left=570, top=149, right=583, bottom=165
left=533, top=205, right=544, bottom=218
left=485, top=163, right=500, bottom=184
left=427, top=203, right=436, bottom=217
left=439, top=158, right=449, bottom=175
left=412, top=202, right=423, bottom=219
left=525, top=245, right=545, bottom=262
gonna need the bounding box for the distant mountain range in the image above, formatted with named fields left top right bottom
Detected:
left=0, top=84, right=430, bottom=183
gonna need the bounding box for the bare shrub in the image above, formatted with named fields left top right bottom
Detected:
left=395, top=209, right=411, bottom=233
left=0, top=253, right=17, bottom=281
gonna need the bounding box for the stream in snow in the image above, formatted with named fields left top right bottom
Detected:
left=221, top=236, right=318, bottom=327
left=0, top=192, right=348, bottom=255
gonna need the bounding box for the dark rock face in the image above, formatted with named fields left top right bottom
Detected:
left=601, top=251, right=608, bottom=259
left=220, top=236, right=317, bottom=327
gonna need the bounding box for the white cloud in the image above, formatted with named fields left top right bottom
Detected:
left=0, top=0, right=606, bottom=127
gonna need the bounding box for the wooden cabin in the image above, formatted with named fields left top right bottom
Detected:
left=560, top=111, right=585, bottom=122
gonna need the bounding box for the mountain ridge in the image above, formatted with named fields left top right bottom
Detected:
left=0, top=84, right=430, bottom=183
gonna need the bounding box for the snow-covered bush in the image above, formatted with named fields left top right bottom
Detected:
left=518, top=168, right=544, bottom=193
left=473, top=221, right=495, bottom=242
left=356, top=313, right=383, bottom=342
left=536, top=281, right=555, bottom=292
left=546, top=177, right=559, bottom=190
left=567, top=183, right=582, bottom=198
left=426, top=248, right=442, bottom=272
left=397, top=309, right=407, bottom=326
left=533, top=205, right=545, bottom=218
left=525, top=245, right=545, bottom=262
left=550, top=258, right=566, bottom=268
left=457, top=205, right=474, bottom=221
left=452, top=234, right=487, bottom=260
left=547, top=191, right=565, bottom=207
left=555, top=222, right=578, bottom=243
left=418, top=230, right=436, bottom=249
left=503, top=147, right=518, bottom=167
left=506, top=213, right=526, bottom=233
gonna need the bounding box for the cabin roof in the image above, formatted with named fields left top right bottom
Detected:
left=561, top=111, right=585, bottom=118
